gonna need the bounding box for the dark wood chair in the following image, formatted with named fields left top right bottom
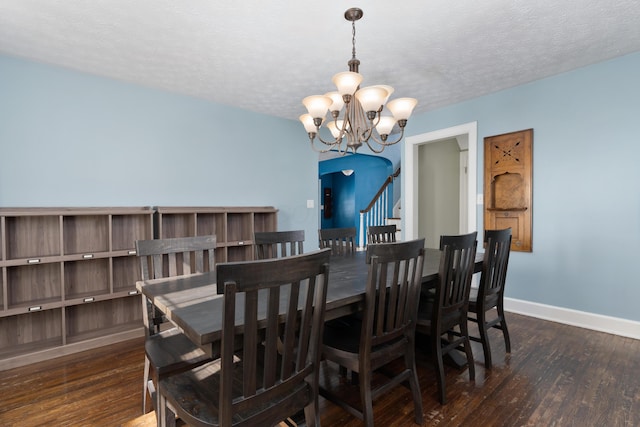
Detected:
left=468, top=228, right=512, bottom=368
left=136, top=235, right=216, bottom=413
left=319, top=227, right=357, bottom=255
left=320, top=239, right=426, bottom=426
left=367, top=224, right=397, bottom=244
left=416, top=232, right=477, bottom=404
left=254, top=230, right=304, bottom=259
left=157, top=249, right=331, bottom=427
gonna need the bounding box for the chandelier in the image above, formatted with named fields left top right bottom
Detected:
left=299, top=8, right=418, bottom=154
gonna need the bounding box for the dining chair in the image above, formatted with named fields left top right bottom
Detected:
left=136, top=235, right=216, bottom=414
left=416, top=231, right=477, bottom=404
left=157, top=249, right=331, bottom=427
left=254, top=229, right=304, bottom=259
left=318, top=227, right=357, bottom=255
left=467, top=228, right=512, bottom=368
left=320, top=239, right=426, bottom=426
left=367, top=224, right=397, bottom=244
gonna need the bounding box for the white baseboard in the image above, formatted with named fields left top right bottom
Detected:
left=504, top=297, right=640, bottom=340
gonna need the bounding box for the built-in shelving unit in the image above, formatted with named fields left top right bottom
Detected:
left=0, top=207, right=154, bottom=370
left=155, top=206, right=278, bottom=262
left=0, top=206, right=278, bottom=370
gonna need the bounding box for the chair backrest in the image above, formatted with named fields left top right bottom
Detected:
left=254, top=230, right=304, bottom=259
left=362, top=239, right=425, bottom=356
left=367, top=224, right=397, bottom=244
left=136, top=235, right=217, bottom=336
left=478, top=228, right=512, bottom=310
left=136, top=235, right=216, bottom=280
left=216, top=249, right=331, bottom=427
left=318, top=227, right=356, bottom=255
left=434, top=232, right=478, bottom=331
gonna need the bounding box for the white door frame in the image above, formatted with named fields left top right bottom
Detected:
left=403, top=121, right=478, bottom=240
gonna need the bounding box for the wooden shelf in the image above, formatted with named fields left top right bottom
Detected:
left=0, top=308, right=64, bottom=359
left=0, top=207, right=154, bottom=370
left=156, top=206, right=277, bottom=263
left=0, top=206, right=276, bottom=370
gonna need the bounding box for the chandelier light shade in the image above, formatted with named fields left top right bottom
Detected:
left=300, top=8, right=418, bottom=154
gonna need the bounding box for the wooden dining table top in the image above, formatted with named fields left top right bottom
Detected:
left=136, top=248, right=483, bottom=356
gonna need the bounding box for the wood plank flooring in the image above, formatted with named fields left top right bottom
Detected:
left=1, top=313, right=638, bottom=426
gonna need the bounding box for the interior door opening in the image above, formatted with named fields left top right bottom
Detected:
left=404, top=122, right=478, bottom=245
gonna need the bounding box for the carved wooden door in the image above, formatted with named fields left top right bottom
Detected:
left=484, top=129, right=533, bottom=252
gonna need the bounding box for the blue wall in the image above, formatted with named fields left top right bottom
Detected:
left=319, top=154, right=393, bottom=245
left=319, top=172, right=355, bottom=230
left=2, top=50, right=639, bottom=323
left=404, top=52, right=640, bottom=322
left=0, top=54, right=320, bottom=245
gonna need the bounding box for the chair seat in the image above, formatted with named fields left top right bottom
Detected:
left=160, top=348, right=313, bottom=426
left=467, top=287, right=500, bottom=314
left=145, top=328, right=211, bottom=376
left=323, top=316, right=363, bottom=354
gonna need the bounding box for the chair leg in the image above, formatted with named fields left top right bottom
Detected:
left=432, top=332, right=447, bottom=404
left=142, top=356, right=150, bottom=413
left=157, top=391, right=176, bottom=427
left=359, top=369, right=374, bottom=427
left=498, top=304, right=511, bottom=353
left=477, top=310, right=493, bottom=369
left=405, top=347, right=424, bottom=424
left=303, top=399, right=320, bottom=427
left=460, top=320, right=475, bottom=382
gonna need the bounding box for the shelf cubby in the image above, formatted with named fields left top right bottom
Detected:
left=254, top=211, right=278, bottom=233
left=112, top=214, right=152, bottom=252
left=64, top=258, right=110, bottom=299
left=63, top=215, right=109, bottom=255
left=7, top=263, right=63, bottom=309
left=157, top=212, right=195, bottom=238
left=0, top=308, right=63, bottom=359
left=65, top=297, right=141, bottom=343
left=112, top=255, right=142, bottom=293
left=196, top=213, right=226, bottom=240
left=227, top=245, right=253, bottom=262
left=226, top=212, right=253, bottom=244
left=6, top=215, right=61, bottom=260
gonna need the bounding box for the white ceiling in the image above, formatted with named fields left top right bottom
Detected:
left=1, top=0, right=640, bottom=121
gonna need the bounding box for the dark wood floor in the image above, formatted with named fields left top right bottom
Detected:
left=1, top=312, right=638, bottom=427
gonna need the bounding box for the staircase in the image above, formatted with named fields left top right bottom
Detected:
left=358, top=168, right=401, bottom=249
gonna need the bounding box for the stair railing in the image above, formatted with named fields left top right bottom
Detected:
left=358, top=167, right=401, bottom=249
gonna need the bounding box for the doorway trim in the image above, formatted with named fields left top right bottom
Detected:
left=403, top=121, right=478, bottom=240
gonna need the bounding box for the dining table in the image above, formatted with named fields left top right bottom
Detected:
left=136, top=247, right=484, bottom=359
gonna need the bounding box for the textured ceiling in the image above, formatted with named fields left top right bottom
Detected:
left=1, top=0, right=640, bottom=121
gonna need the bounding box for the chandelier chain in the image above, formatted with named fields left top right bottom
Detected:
left=351, top=20, right=357, bottom=61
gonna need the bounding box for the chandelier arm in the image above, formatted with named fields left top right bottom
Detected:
left=309, top=137, right=339, bottom=153
left=315, top=132, right=341, bottom=146
left=364, top=127, right=407, bottom=151
left=363, top=139, right=387, bottom=154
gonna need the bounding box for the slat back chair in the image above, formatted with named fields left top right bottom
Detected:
left=320, top=239, right=426, bottom=426
left=416, top=231, right=477, bottom=404
left=136, top=235, right=216, bottom=413
left=367, top=224, right=397, bottom=244
left=158, top=249, right=331, bottom=427
left=254, top=230, right=305, bottom=259
left=318, top=227, right=357, bottom=255
left=468, top=228, right=512, bottom=368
